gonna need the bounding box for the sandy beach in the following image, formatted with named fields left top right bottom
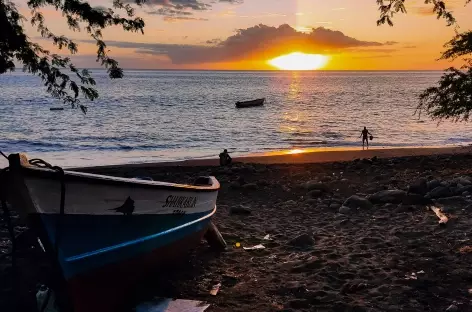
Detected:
left=2, top=146, right=472, bottom=311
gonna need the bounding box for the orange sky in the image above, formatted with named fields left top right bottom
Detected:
left=19, top=0, right=472, bottom=70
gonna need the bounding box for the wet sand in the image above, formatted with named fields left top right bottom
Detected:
left=2, top=148, right=472, bottom=311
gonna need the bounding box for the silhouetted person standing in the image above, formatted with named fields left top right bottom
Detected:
left=360, top=127, right=372, bottom=150
left=219, top=149, right=232, bottom=166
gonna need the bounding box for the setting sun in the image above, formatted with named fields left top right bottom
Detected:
left=268, top=52, right=329, bottom=70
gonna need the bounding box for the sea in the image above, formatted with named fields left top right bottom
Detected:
left=1, top=70, right=472, bottom=167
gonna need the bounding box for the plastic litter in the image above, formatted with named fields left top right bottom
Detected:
left=209, top=283, right=221, bottom=296
left=243, top=244, right=265, bottom=250
left=235, top=242, right=241, bottom=248
left=135, top=298, right=210, bottom=312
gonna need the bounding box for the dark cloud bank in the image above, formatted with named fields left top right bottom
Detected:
left=91, top=24, right=395, bottom=64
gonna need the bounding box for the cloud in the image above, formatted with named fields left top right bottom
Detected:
left=84, top=24, right=391, bottom=65
left=134, top=0, right=242, bottom=21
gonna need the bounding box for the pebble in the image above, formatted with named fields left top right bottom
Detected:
left=445, top=304, right=458, bottom=312
left=339, top=206, right=351, bottom=214
left=288, top=233, right=315, bottom=248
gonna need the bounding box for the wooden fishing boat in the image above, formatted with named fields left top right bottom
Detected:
left=6, top=153, right=220, bottom=311
left=235, top=98, right=265, bottom=108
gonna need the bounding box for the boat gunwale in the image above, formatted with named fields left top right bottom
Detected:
left=20, top=165, right=220, bottom=192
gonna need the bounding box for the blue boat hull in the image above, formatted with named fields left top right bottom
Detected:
left=39, top=209, right=215, bottom=279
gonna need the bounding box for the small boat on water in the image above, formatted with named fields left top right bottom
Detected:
left=5, top=153, right=220, bottom=311
left=235, top=98, right=265, bottom=108
left=49, top=107, right=64, bottom=111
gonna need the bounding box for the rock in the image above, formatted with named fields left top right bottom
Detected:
left=317, top=204, right=329, bottom=210
left=304, top=181, right=329, bottom=192
left=287, top=299, right=310, bottom=309
left=361, top=158, right=373, bottom=165
left=368, top=190, right=407, bottom=204
left=427, top=179, right=441, bottom=191
left=339, top=206, right=351, bottom=214
left=453, top=176, right=471, bottom=186
left=395, top=204, right=415, bottom=213
left=229, top=182, right=241, bottom=189
left=281, top=200, right=297, bottom=207
left=230, top=206, right=251, bottom=215
left=463, top=191, right=471, bottom=196
left=408, top=178, right=428, bottom=195
left=454, top=185, right=472, bottom=195
left=288, top=233, right=315, bottom=248
left=445, top=304, right=458, bottom=312
left=383, top=203, right=397, bottom=210
left=434, top=196, right=469, bottom=207
left=402, top=194, right=431, bottom=205
left=343, top=195, right=373, bottom=209
left=371, top=156, right=378, bottom=162
left=242, top=183, right=258, bottom=191
left=307, top=189, right=323, bottom=198
left=305, top=198, right=318, bottom=206
left=428, top=186, right=453, bottom=199
left=329, top=203, right=341, bottom=210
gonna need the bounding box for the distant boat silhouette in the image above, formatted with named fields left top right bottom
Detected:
left=50, top=107, right=64, bottom=111
left=235, top=98, right=265, bottom=108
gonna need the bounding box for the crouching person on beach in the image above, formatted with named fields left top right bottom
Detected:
left=219, top=149, right=232, bottom=166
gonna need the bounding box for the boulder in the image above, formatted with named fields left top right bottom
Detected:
left=343, top=195, right=373, bottom=209
left=428, top=186, right=453, bottom=199
left=304, top=181, right=329, bottom=192
left=408, top=178, right=428, bottom=195
left=368, top=190, right=407, bottom=204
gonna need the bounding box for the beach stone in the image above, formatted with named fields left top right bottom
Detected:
left=427, top=180, right=441, bottom=191
left=283, top=200, right=297, bottom=207
left=304, top=181, right=329, bottom=192
left=343, top=195, right=373, bottom=209
left=361, top=158, right=373, bottom=165
left=445, top=304, right=458, bottom=312
left=453, top=176, right=472, bottom=185
left=230, top=205, right=251, bottom=215
left=428, top=186, right=453, bottom=199
left=408, top=178, right=428, bottom=195
left=339, top=206, right=351, bottom=214
left=434, top=196, right=469, bottom=207
left=368, top=190, right=407, bottom=204
left=288, top=233, right=315, bottom=248
left=287, top=299, right=310, bottom=309
left=305, top=198, right=318, bottom=206
left=229, top=181, right=241, bottom=189
left=454, top=185, right=472, bottom=195
left=330, top=203, right=342, bottom=210
left=307, top=189, right=323, bottom=198
left=242, top=183, right=258, bottom=191
left=402, top=194, right=431, bottom=205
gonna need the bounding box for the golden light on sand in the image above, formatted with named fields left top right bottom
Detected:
left=268, top=52, right=329, bottom=70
